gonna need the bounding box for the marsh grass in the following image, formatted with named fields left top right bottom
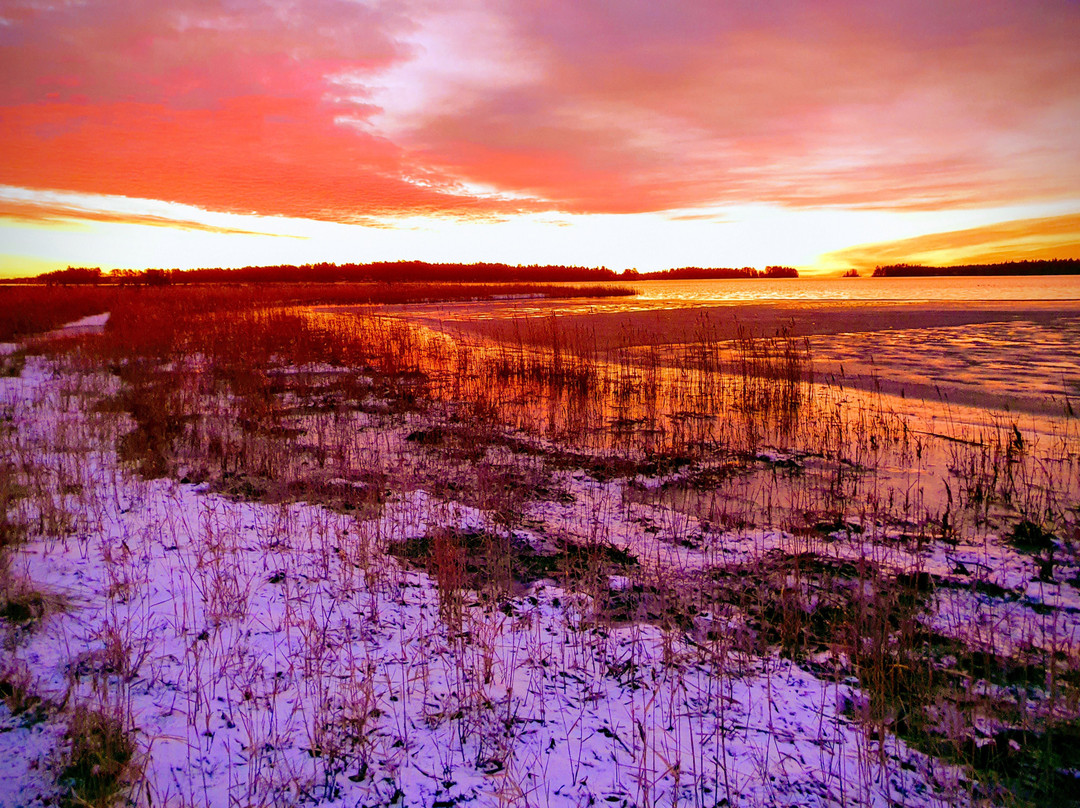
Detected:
left=0, top=586, right=50, bottom=625
left=3, top=283, right=1079, bottom=805
left=390, top=528, right=638, bottom=600
left=0, top=464, right=28, bottom=560
left=59, top=702, right=136, bottom=808
left=0, top=348, right=27, bottom=378
left=0, top=662, right=45, bottom=718
left=0, top=286, right=118, bottom=342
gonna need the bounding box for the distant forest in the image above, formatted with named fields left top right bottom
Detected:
left=20, top=261, right=800, bottom=285
left=626, top=265, right=799, bottom=280
left=872, top=259, right=1080, bottom=277
left=27, top=262, right=618, bottom=285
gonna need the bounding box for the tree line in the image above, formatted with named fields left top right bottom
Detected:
left=872, top=259, right=1080, bottom=277
left=19, top=261, right=800, bottom=285
left=621, top=265, right=798, bottom=279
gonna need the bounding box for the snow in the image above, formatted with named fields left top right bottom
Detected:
left=61, top=311, right=111, bottom=331
left=0, top=703, right=66, bottom=808
left=43, top=311, right=111, bottom=338
left=0, top=354, right=992, bottom=807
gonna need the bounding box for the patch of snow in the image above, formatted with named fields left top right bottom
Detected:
left=0, top=705, right=66, bottom=808
left=51, top=311, right=111, bottom=336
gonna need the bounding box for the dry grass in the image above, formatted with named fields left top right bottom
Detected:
left=59, top=702, right=136, bottom=808
left=0, top=286, right=118, bottom=341
left=3, top=283, right=1079, bottom=806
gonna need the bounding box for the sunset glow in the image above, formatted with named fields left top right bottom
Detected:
left=2, top=0, right=1079, bottom=275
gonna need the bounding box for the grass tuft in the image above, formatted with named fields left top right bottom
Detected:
left=1008, top=519, right=1057, bottom=553
left=0, top=589, right=48, bottom=624
left=59, top=704, right=135, bottom=808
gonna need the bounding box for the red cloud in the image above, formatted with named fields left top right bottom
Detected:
left=2, top=0, right=1078, bottom=220
left=0, top=94, right=535, bottom=220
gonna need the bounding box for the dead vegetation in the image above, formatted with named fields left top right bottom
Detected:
left=1, top=283, right=1078, bottom=806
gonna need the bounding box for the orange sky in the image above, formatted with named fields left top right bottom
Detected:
left=2, top=0, right=1079, bottom=276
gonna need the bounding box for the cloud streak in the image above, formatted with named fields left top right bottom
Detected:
left=823, top=213, right=1080, bottom=269
left=0, top=195, right=302, bottom=236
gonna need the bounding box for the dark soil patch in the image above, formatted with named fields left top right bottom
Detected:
left=421, top=459, right=572, bottom=524
left=0, top=590, right=48, bottom=624
left=1009, top=520, right=1057, bottom=553
left=600, top=581, right=696, bottom=630
left=548, top=449, right=695, bottom=482
left=102, top=367, right=195, bottom=479
left=390, top=529, right=637, bottom=592
left=210, top=471, right=386, bottom=518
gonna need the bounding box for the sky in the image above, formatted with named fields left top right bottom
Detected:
left=2, top=0, right=1079, bottom=277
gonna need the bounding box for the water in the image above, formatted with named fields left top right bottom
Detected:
left=386, top=275, right=1080, bottom=322
left=810, top=317, right=1080, bottom=402
left=379, top=274, right=1080, bottom=416
left=628, top=275, right=1080, bottom=305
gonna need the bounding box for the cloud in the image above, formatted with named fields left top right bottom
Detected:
left=0, top=195, right=304, bottom=236
left=0, top=0, right=521, bottom=220
left=1, top=0, right=1078, bottom=222
left=385, top=1, right=1080, bottom=213
left=0, top=94, right=546, bottom=220
left=822, top=212, right=1080, bottom=269
left=0, top=0, right=413, bottom=106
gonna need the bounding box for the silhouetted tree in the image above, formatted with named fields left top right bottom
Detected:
left=763, top=265, right=799, bottom=278
left=41, top=266, right=104, bottom=285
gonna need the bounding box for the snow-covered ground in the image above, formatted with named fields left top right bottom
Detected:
left=0, top=352, right=987, bottom=806
left=49, top=311, right=111, bottom=336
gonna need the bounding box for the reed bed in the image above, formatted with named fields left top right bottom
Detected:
left=1, top=287, right=1078, bottom=807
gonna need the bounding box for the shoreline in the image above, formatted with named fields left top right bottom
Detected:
left=380, top=300, right=1080, bottom=417
left=432, top=299, right=1080, bottom=344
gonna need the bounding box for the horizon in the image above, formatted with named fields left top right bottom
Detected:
left=11, top=257, right=1080, bottom=285
left=2, top=1, right=1079, bottom=278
